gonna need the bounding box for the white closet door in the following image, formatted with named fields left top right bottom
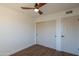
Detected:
left=36, top=20, right=56, bottom=49
left=61, top=15, right=79, bottom=55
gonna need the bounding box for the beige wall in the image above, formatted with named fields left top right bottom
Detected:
left=0, top=6, right=35, bottom=55
left=36, top=20, right=56, bottom=49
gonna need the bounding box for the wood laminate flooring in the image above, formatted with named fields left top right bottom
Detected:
left=11, top=44, right=76, bottom=56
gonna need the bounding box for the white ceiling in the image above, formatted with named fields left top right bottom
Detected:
left=0, top=3, right=79, bottom=18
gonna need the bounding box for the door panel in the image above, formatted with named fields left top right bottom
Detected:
left=36, top=20, right=56, bottom=49
left=61, top=15, right=79, bottom=55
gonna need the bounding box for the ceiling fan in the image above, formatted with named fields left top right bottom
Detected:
left=21, top=3, right=46, bottom=15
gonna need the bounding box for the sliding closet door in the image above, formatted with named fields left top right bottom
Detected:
left=61, top=15, right=79, bottom=55
left=36, top=20, right=56, bottom=49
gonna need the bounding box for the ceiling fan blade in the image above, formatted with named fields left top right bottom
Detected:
left=38, top=10, right=43, bottom=15
left=21, top=7, right=35, bottom=9
left=37, top=3, right=46, bottom=8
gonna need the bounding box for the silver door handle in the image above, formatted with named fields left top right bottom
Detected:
left=61, top=35, right=64, bottom=38
left=55, top=35, right=64, bottom=38
left=55, top=35, right=56, bottom=38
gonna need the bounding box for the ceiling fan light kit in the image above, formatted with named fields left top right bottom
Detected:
left=34, top=9, right=39, bottom=12
left=21, top=3, right=46, bottom=15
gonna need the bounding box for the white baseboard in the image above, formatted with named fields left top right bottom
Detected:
left=6, top=43, right=36, bottom=56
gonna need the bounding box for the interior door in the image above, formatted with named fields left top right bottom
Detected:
left=36, top=20, right=56, bottom=49
left=61, top=15, right=79, bottom=55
